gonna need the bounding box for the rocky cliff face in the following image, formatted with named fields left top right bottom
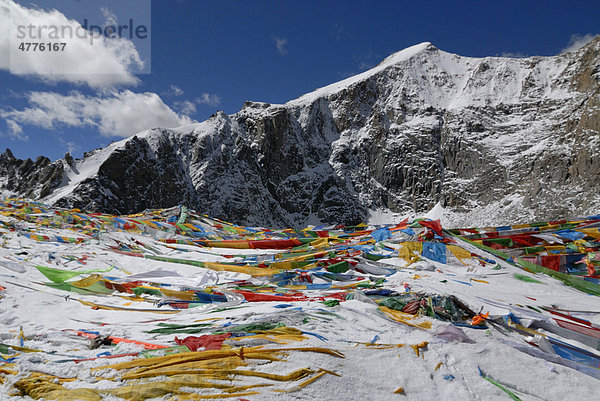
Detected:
left=0, top=149, right=65, bottom=199
left=2, top=39, right=599, bottom=227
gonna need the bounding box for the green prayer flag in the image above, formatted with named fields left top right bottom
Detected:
left=513, top=273, right=544, bottom=284
left=35, top=265, right=113, bottom=283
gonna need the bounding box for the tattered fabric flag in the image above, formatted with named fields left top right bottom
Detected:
left=419, top=219, right=443, bottom=236
left=422, top=242, right=446, bottom=264
left=35, top=265, right=113, bottom=283
left=371, top=227, right=392, bottom=242
left=398, top=242, right=423, bottom=265
left=174, top=333, right=231, bottom=351
left=555, top=229, right=586, bottom=242
left=447, top=245, right=471, bottom=263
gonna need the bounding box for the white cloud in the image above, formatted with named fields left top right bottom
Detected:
left=0, top=90, right=196, bottom=138
left=357, top=61, right=374, bottom=70
left=164, top=84, right=184, bottom=97
left=174, top=99, right=196, bottom=115
left=271, top=35, right=288, bottom=55
left=57, top=136, right=79, bottom=154
left=0, top=0, right=144, bottom=88
left=561, top=34, right=598, bottom=54
left=6, top=119, right=22, bottom=134
left=332, top=23, right=345, bottom=41
left=355, top=51, right=380, bottom=71
left=337, top=71, right=356, bottom=79
left=1, top=119, right=28, bottom=141
left=100, top=7, right=118, bottom=26
left=65, top=141, right=78, bottom=154
left=498, top=52, right=528, bottom=58
left=195, top=93, right=221, bottom=107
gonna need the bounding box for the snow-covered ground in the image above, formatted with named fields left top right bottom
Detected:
left=1, top=199, right=599, bottom=400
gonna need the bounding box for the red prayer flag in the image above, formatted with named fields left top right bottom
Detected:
left=541, top=255, right=561, bottom=271
left=419, top=219, right=443, bottom=236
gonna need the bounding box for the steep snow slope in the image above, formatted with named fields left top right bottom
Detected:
left=1, top=39, right=599, bottom=227
left=44, top=140, right=129, bottom=205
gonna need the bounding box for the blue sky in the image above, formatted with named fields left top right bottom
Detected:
left=1, top=0, right=598, bottom=160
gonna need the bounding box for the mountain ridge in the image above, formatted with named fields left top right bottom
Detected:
left=2, top=38, right=599, bottom=227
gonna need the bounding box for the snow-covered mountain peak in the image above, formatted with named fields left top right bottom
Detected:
left=377, top=41, right=436, bottom=66
left=1, top=39, right=599, bottom=228
left=288, top=42, right=440, bottom=106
